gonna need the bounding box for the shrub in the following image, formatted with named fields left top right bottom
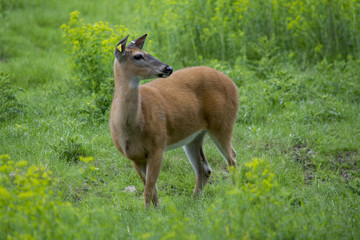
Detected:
left=0, top=155, right=80, bottom=239
left=61, top=11, right=129, bottom=93
left=138, top=0, right=360, bottom=65
left=207, top=158, right=285, bottom=239
left=0, top=155, right=133, bottom=239
left=62, top=11, right=135, bottom=117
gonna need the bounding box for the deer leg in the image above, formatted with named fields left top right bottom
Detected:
left=132, top=161, right=146, bottom=184
left=144, top=152, right=162, bottom=208
left=208, top=130, right=237, bottom=168
left=183, top=131, right=212, bottom=196
left=132, top=160, right=159, bottom=208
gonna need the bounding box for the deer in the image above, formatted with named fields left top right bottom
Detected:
left=110, top=34, right=238, bottom=208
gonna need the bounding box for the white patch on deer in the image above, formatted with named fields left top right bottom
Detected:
left=165, top=131, right=203, bottom=151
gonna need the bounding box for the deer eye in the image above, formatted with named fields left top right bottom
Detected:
left=133, top=54, right=144, bottom=60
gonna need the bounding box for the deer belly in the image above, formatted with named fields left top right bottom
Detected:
left=165, top=131, right=204, bottom=151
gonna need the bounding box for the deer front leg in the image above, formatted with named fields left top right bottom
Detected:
left=132, top=161, right=147, bottom=184
left=144, top=152, right=162, bottom=208
left=132, top=160, right=159, bottom=208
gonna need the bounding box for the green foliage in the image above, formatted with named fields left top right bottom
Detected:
left=314, top=59, right=360, bottom=103
left=52, top=135, right=89, bottom=163
left=61, top=11, right=132, bottom=116
left=139, top=0, right=359, bottom=65
left=0, top=155, right=80, bottom=239
left=132, top=158, right=360, bottom=239
left=0, top=155, right=138, bottom=239
left=236, top=58, right=360, bottom=124
left=93, top=76, right=114, bottom=115
left=207, top=158, right=360, bottom=239
left=208, top=158, right=286, bottom=239
left=0, top=72, right=22, bottom=122
left=61, top=11, right=128, bottom=93
left=0, top=0, right=24, bottom=15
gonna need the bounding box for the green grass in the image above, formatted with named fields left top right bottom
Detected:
left=1, top=0, right=360, bottom=239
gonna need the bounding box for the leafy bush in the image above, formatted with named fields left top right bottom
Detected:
left=138, top=0, right=359, bottom=66
left=207, top=158, right=286, bottom=239
left=62, top=11, right=135, bottom=117
left=0, top=155, right=138, bottom=239
left=0, top=72, right=23, bottom=122
left=61, top=11, right=129, bottom=93
left=0, top=155, right=81, bottom=239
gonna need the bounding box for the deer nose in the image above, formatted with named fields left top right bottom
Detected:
left=164, top=65, right=173, bottom=75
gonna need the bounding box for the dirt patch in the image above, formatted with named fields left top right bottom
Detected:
left=288, top=144, right=317, bottom=184
left=332, top=150, right=359, bottom=181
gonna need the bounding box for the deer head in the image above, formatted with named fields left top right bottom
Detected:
left=114, top=34, right=173, bottom=80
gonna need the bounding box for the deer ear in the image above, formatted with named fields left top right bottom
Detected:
left=115, top=35, right=129, bottom=60
left=127, top=33, right=148, bottom=49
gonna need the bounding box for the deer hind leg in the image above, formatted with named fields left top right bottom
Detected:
left=132, top=160, right=159, bottom=208
left=208, top=129, right=237, bottom=168
left=183, top=130, right=212, bottom=196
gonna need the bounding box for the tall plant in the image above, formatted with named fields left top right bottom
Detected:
left=138, top=0, right=359, bottom=66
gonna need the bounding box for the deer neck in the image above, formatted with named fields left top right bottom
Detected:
left=111, top=60, right=143, bottom=134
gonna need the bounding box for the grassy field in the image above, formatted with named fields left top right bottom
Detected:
left=1, top=0, right=360, bottom=239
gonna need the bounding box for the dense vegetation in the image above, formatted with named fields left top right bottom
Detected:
left=1, top=0, right=359, bottom=239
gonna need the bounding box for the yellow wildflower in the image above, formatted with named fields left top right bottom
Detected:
left=79, top=156, right=95, bottom=163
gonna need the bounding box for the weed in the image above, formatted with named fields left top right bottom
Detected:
left=52, top=135, right=88, bottom=163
